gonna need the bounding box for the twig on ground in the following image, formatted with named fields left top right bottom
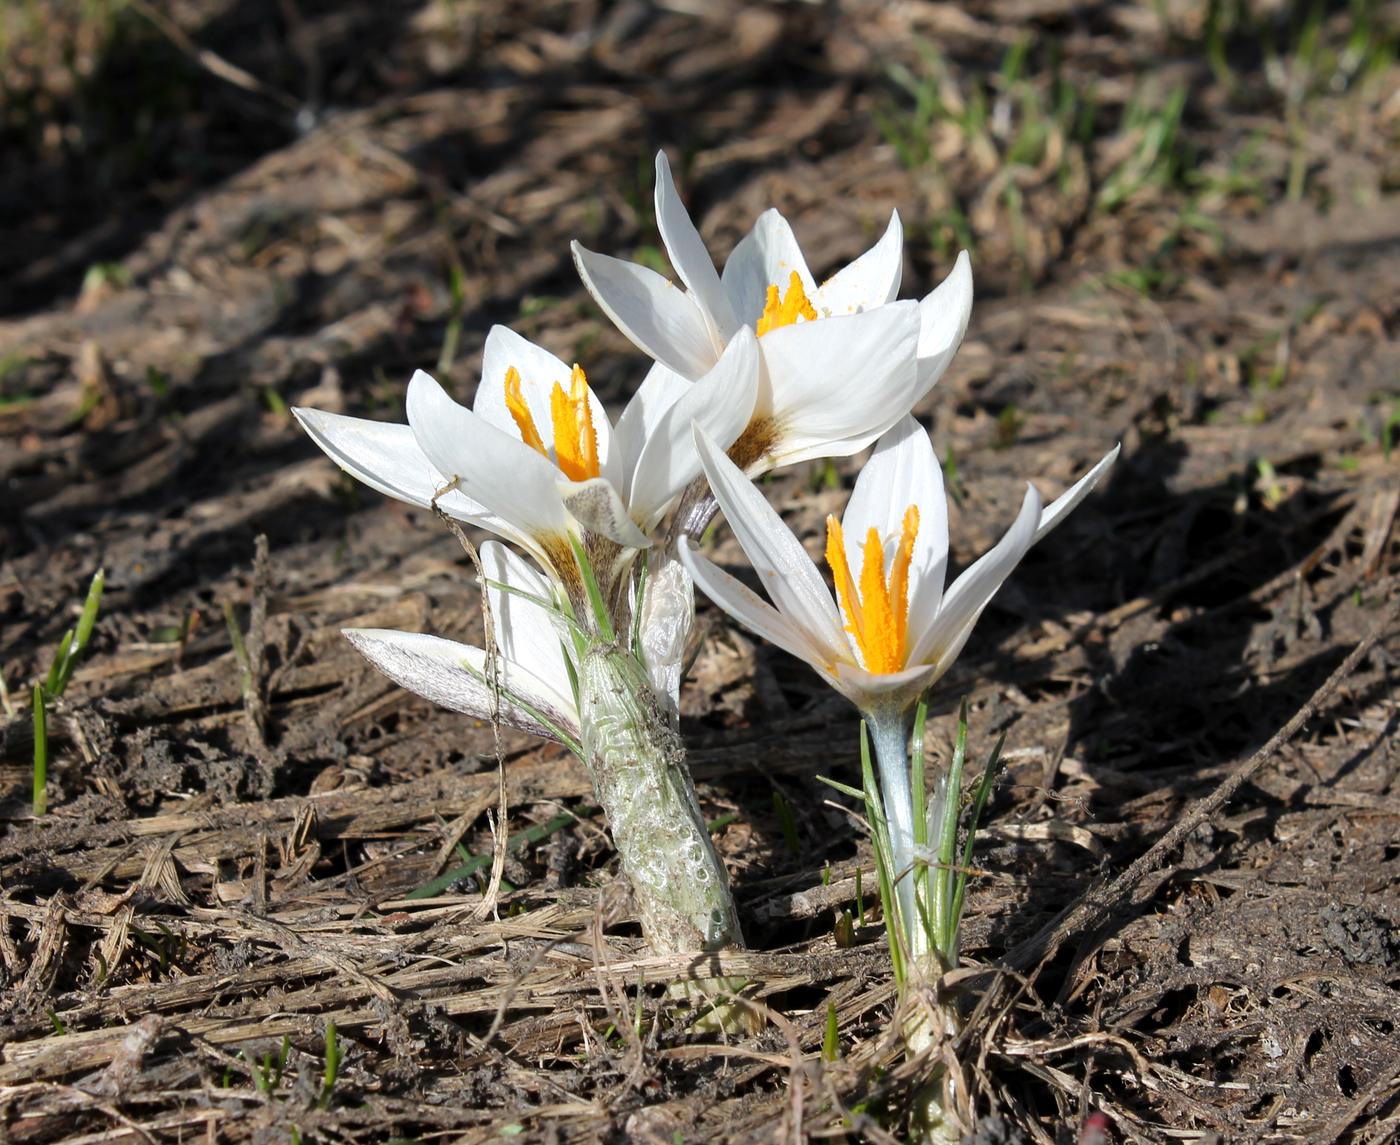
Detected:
left=125, top=0, right=301, bottom=113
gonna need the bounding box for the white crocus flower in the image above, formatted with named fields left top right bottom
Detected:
left=343, top=541, right=581, bottom=751
left=294, top=323, right=758, bottom=604
left=682, top=416, right=1119, bottom=714
left=680, top=416, right=1118, bottom=938
left=572, top=152, right=972, bottom=472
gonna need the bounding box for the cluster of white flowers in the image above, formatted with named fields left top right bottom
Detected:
left=293, top=152, right=1116, bottom=973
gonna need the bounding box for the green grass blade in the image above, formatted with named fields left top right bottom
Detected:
left=951, top=731, right=1007, bottom=925
left=772, top=789, right=800, bottom=854
left=566, top=533, right=615, bottom=642
left=32, top=682, right=47, bottom=817
left=909, top=697, right=930, bottom=926
left=458, top=657, right=584, bottom=758
left=822, top=1001, right=840, bottom=1062
left=318, top=1021, right=341, bottom=1109
left=816, top=773, right=866, bottom=801
left=629, top=561, right=649, bottom=660
left=910, top=698, right=929, bottom=848
left=933, top=699, right=970, bottom=959
left=55, top=569, right=105, bottom=696
left=44, top=627, right=74, bottom=695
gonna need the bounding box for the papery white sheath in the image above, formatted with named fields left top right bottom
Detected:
left=572, top=152, right=973, bottom=472
left=343, top=540, right=581, bottom=749
left=294, top=323, right=759, bottom=591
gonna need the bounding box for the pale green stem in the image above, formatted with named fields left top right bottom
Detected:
left=869, top=707, right=964, bottom=1142
left=908, top=1012, right=965, bottom=1145
left=576, top=642, right=743, bottom=956
left=866, top=707, right=926, bottom=964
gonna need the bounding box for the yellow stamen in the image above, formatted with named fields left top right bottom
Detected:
left=756, top=270, right=817, bottom=336
left=549, top=364, right=600, bottom=482
left=504, top=366, right=546, bottom=454
left=503, top=363, right=601, bottom=483
left=824, top=505, right=920, bottom=674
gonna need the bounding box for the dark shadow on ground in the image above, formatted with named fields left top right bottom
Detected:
left=0, top=0, right=423, bottom=316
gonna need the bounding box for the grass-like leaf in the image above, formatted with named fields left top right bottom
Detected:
left=31, top=682, right=47, bottom=817
left=566, top=532, right=615, bottom=642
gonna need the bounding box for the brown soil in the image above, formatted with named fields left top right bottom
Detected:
left=1, top=2, right=1397, bottom=1142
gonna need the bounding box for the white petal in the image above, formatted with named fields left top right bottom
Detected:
left=344, top=628, right=579, bottom=743
left=654, top=151, right=739, bottom=345
left=558, top=477, right=651, bottom=548
left=474, top=326, right=620, bottom=488
left=615, top=360, right=692, bottom=496
left=721, top=209, right=817, bottom=326
left=1033, top=445, right=1120, bottom=545
left=841, top=415, right=951, bottom=640
left=629, top=326, right=760, bottom=528
left=693, top=427, right=847, bottom=660
left=480, top=541, right=573, bottom=701
left=405, top=370, right=573, bottom=545
left=813, top=211, right=904, bottom=318
left=833, top=659, right=939, bottom=706
left=680, top=540, right=838, bottom=672
left=910, top=484, right=1042, bottom=673
left=916, top=251, right=974, bottom=392
left=475, top=325, right=572, bottom=436
left=572, top=241, right=719, bottom=380
left=293, top=407, right=492, bottom=523
left=757, top=301, right=921, bottom=468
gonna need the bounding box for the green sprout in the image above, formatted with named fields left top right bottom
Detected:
left=822, top=1001, right=841, bottom=1062
left=32, top=568, right=105, bottom=815
left=318, top=1022, right=342, bottom=1109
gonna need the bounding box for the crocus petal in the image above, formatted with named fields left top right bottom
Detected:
left=571, top=241, right=719, bottom=380
left=614, top=360, right=692, bottom=496
left=813, top=211, right=904, bottom=318
left=721, top=208, right=817, bottom=327
left=841, top=415, right=950, bottom=634
left=344, top=628, right=579, bottom=744
left=693, top=427, right=847, bottom=660
left=475, top=326, right=620, bottom=488
left=476, top=324, right=572, bottom=434
left=916, top=251, right=974, bottom=392
left=756, top=301, right=921, bottom=468
left=558, top=477, right=651, bottom=549
left=833, top=659, right=939, bottom=705
left=480, top=541, right=573, bottom=702
left=654, top=151, right=739, bottom=345
left=1033, top=445, right=1121, bottom=545
left=680, top=540, right=840, bottom=672
left=910, top=484, right=1042, bottom=673
left=405, top=370, right=574, bottom=545
left=292, top=407, right=493, bottom=524
left=629, top=326, right=760, bottom=528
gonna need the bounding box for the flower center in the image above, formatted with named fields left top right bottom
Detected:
left=755, top=271, right=817, bottom=336
left=824, top=505, right=920, bottom=674
left=504, top=363, right=601, bottom=483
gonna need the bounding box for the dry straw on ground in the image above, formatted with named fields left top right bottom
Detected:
left=1, top=1, right=1397, bottom=1141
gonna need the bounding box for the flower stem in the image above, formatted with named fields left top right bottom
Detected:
left=576, top=642, right=747, bottom=1015
left=868, top=707, right=966, bottom=1140
left=867, top=709, right=924, bottom=964
left=907, top=1010, right=966, bottom=1145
